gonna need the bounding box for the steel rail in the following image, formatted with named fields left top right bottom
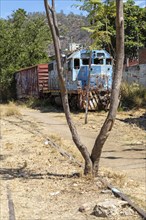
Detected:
left=7, top=185, right=16, bottom=220
left=99, top=178, right=146, bottom=219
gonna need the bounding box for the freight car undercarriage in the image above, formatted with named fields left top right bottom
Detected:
left=48, top=89, right=111, bottom=111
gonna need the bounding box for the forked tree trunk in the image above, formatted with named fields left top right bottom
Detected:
left=90, top=0, right=124, bottom=176
left=44, top=0, right=124, bottom=176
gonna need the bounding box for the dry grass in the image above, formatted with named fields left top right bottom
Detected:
left=49, top=133, right=83, bottom=162
left=0, top=102, right=21, bottom=117
left=99, top=167, right=127, bottom=187
left=49, top=134, right=64, bottom=145
left=120, top=82, right=146, bottom=109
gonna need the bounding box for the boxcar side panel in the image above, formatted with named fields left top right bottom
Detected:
left=16, top=66, right=39, bottom=99
left=37, top=64, right=49, bottom=93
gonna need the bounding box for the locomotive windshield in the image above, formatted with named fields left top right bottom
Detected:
left=106, top=58, right=112, bottom=65
left=74, top=58, right=80, bottom=69
left=97, top=52, right=105, bottom=58
left=82, top=58, right=90, bottom=65
left=94, top=58, right=104, bottom=65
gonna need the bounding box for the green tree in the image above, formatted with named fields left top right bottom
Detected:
left=124, top=0, right=144, bottom=59
left=0, top=19, right=16, bottom=100
left=78, top=0, right=116, bottom=55
left=0, top=9, right=51, bottom=101
left=23, top=12, right=51, bottom=65
left=78, top=0, right=146, bottom=59
left=141, top=6, right=146, bottom=48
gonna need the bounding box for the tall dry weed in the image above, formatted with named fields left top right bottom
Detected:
left=100, top=167, right=126, bottom=187
left=0, top=102, right=21, bottom=117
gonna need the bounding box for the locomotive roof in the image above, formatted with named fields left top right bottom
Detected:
left=67, top=49, right=112, bottom=60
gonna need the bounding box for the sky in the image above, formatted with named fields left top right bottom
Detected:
left=0, top=0, right=85, bottom=19
left=0, top=0, right=146, bottom=19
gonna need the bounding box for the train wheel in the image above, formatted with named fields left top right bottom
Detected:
left=50, top=96, right=55, bottom=105
left=69, top=95, right=78, bottom=111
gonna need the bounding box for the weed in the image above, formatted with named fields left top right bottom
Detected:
left=120, top=82, right=146, bottom=109
left=50, top=134, right=63, bottom=145
left=26, top=97, right=43, bottom=108
left=100, top=167, right=126, bottom=187
left=0, top=102, right=21, bottom=117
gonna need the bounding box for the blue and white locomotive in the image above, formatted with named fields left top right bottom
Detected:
left=48, top=49, right=113, bottom=110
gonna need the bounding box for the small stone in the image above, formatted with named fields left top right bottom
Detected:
left=92, top=205, right=108, bottom=217
left=79, top=202, right=93, bottom=213
left=44, top=140, right=49, bottom=145
left=92, top=125, right=96, bottom=129
left=135, top=141, right=142, bottom=145
left=92, top=199, right=128, bottom=218
left=49, top=191, right=60, bottom=196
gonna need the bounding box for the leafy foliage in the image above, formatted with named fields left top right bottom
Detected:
left=0, top=9, right=51, bottom=101
left=77, top=0, right=146, bottom=58
left=124, top=0, right=145, bottom=59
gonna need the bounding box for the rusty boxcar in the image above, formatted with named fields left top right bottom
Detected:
left=15, top=64, right=48, bottom=99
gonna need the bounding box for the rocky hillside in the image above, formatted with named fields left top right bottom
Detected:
left=48, top=12, right=90, bottom=55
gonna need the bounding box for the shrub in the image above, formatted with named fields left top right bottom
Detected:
left=120, top=82, right=146, bottom=109
left=26, top=97, right=50, bottom=109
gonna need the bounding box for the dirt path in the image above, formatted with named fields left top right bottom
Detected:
left=1, top=104, right=146, bottom=220
left=22, top=107, right=146, bottom=185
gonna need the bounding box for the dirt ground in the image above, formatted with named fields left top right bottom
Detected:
left=0, top=104, right=146, bottom=220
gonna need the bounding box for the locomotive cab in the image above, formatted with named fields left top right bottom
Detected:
left=77, top=50, right=113, bottom=91
left=48, top=49, right=113, bottom=110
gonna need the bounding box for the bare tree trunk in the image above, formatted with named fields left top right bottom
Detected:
left=44, top=0, right=93, bottom=175
left=85, top=50, right=92, bottom=124
left=91, top=0, right=124, bottom=176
